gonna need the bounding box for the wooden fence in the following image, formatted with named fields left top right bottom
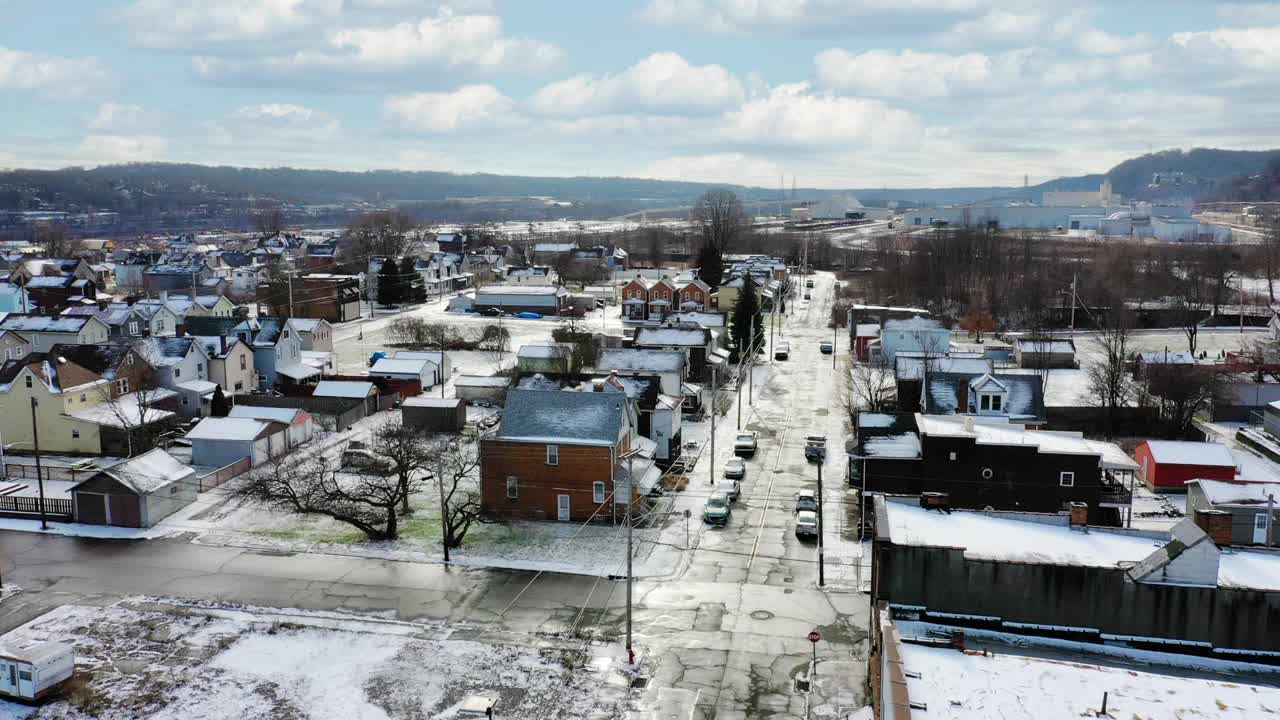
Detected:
left=0, top=495, right=73, bottom=520
left=197, top=457, right=252, bottom=492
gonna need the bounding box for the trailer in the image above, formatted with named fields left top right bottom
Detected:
left=0, top=641, right=74, bottom=701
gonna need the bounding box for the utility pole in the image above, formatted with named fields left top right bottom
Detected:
left=1268, top=493, right=1275, bottom=549
left=1069, top=273, right=1077, bottom=337
left=737, top=375, right=742, bottom=430
left=709, top=366, right=716, bottom=485
left=816, top=460, right=825, bottom=587
left=624, top=449, right=638, bottom=666
left=30, top=398, right=46, bottom=530
left=833, top=322, right=838, bottom=369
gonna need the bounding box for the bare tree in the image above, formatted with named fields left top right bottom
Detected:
left=1144, top=364, right=1224, bottom=438
left=94, top=368, right=171, bottom=457
left=35, top=224, right=75, bottom=258
left=252, top=204, right=284, bottom=236
left=844, top=356, right=896, bottom=418
left=478, top=322, right=510, bottom=363
left=692, top=189, right=748, bottom=254
left=342, top=210, right=418, bottom=266
left=1087, top=308, right=1134, bottom=438
left=235, top=442, right=423, bottom=540
left=1171, top=270, right=1208, bottom=355
left=368, top=419, right=434, bottom=514
left=427, top=437, right=482, bottom=549
left=1262, top=215, right=1280, bottom=302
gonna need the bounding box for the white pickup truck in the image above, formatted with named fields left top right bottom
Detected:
left=734, top=431, right=758, bottom=457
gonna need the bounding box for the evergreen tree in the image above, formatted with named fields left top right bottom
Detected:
left=210, top=385, right=231, bottom=417
left=377, top=257, right=401, bottom=306
left=696, top=242, right=724, bottom=288
left=731, top=276, right=764, bottom=358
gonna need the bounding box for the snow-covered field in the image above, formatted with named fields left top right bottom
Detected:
left=0, top=600, right=631, bottom=720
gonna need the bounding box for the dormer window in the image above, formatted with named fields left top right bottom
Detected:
left=969, top=374, right=1009, bottom=416
left=979, top=393, right=1003, bottom=412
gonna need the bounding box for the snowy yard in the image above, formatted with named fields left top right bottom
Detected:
left=0, top=600, right=631, bottom=720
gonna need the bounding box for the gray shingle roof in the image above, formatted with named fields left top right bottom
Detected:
left=924, top=371, right=1046, bottom=421
left=497, top=388, right=625, bottom=446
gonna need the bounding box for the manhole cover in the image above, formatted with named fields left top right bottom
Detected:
left=750, top=610, right=774, bottom=621
left=631, top=677, right=649, bottom=689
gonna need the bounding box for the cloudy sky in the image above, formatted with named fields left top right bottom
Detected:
left=1, top=0, right=1278, bottom=188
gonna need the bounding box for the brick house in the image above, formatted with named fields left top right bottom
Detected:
left=620, top=275, right=708, bottom=322
left=480, top=388, right=658, bottom=523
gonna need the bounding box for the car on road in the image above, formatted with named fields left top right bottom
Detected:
left=734, top=431, right=758, bottom=457
left=795, top=491, right=818, bottom=514
left=774, top=341, right=790, bottom=361
left=513, top=311, right=543, bottom=319
left=703, top=493, right=732, bottom=526
left=819, top=340, right=833, bottom=354
left=724, top=478, right=741, bottom=502
left=795, top=510, right=818, bottom=539
left=803, top=292, right=811, bottom=300
left=805, top=279, right=814, bottom=289
left=723, top=457, right=746, bottom=480
left=341, top=448, right=394, bottom=474
left=804, top=436, right=827, bottom=462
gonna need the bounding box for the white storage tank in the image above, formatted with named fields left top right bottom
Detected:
left=0, top=641, right=75, bottom=701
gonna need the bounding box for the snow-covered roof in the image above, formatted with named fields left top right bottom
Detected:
left=857, top=413, right=897, bottom=428
left=855, top=323, right=880, bottom=337
left=597, top=348, right=686, bottom=373
left=895, top=355, right=993, bottom=381
left=633, top=327, right=707, bottom=347
left=1141, top=440, right=1236, bottom=467
left=916, top=415, right=1095, bottom=456
left=497, top=388, right=625, bottom=446
left=276, top=362, right=321, bottom=381
left=402, top=397, right=464, bottom=409
left=895, top=629, right=1280, bottom=719
left=455, top=375, right=511, bottom=388
left=0, top=315, right=91, bottom=333
left=369, top=358, right=433, bottom=375
left=95, top=448, right=194, bottom=494
left=176, top=380, right=218, bottom=394
left=1138, top=350, right=1196, bottom=364
left=313, top=380, right=375, bottom=398
left=475, top=285, right=565, bottom=296
left=1016, top=338, right=1076, bottom=354
left=923, top=372, right=1044, bottom=420
left=186, top=417, right=275, bottom=441
left=863, top=433, right=921, bottom=459
left=883, top=316, right=945, bottom=332
left=394, top=351, right=445, bottom=364
left=229, top=405, right=308, bottom=425
left=1192, top=479, right=1280, bottom=506
left=288, top=318, right=324, bottom=333
left=517, top=343, right=573, bottom=359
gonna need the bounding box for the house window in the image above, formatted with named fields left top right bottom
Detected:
left=981, top=468, right=993, bottom=479
left=506, top=476, right=519, bottom=499
left=949, top=451, right=957, bottom=461
left=235, top=381, right=244, bottom=391
left=79, top=394, right=85, bottom=402
left=593, top=481, right=606, bottom=504
left=24, top=375, right=31, bottom=388
left=175, top=368, right=181, bottom=378
left=117, top=378, right=129, bottom=394
left=240, top=355, right=247, bottom=371
left=546, top=444, right=559, bottom=465
left=197, top=363, right=204, bottom=373
left=72, top=429, right=79, bottom=439
left=1060, top=471, right=1075, bottom=487
left=128, top=322, right=138, bottom=334
left=182, top=396, right=189, bottom=405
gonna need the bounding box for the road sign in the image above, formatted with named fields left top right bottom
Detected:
left=807, top=630, right=821, bottom=644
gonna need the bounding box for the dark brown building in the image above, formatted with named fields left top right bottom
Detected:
left=258, top=274, right=362, bottom=323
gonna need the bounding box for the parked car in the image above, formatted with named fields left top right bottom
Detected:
left=703, top=493, right=732, bottom=526
left=734, top=431, right=758, bottom=457
left=803, top=292, right=811, bottom=300
left=724, top=478, right=741, bottom=502
left=805, top=279, right=814, bottom=289
left=514, top=312, right=543, bottom=319
left=341, top=448, right=393, bottom=474
left=819, top=340, right=833, bottom=354
left=775, top=341, right=790, bottom=361
left=804, top=436, right=827, bottom=462
left=795, top=510, right=818, bottom=538
left=724, top=457, right=746, bottom=480
left=795, top=491, right=818, bottom=514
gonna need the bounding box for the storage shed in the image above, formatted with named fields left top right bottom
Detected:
left=454, top=375, right=510, bottom=405
left=70, top=448, right=196, bottom=528
left=0, top=641, right=74, bottom=701
left=1134, top=440, right=1238, bottom=493
left=516, top=342, right=576, bottom=375
left=473, top=285, right=569, bottom=315
left=1187, top=479, right=1280, bottom=545
left=187, top=417, right=289, bottom=468
left=1014, top=337, right=1076, bottom=369
left=402, top=396, right=466, bottom=432
left=370, top=357, right=439, bottom=388
left=228, top=405, right=315, bottom=449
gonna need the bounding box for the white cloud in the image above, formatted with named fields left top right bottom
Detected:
left=639, top=152, right=783, bottom=186
left=383, top=85, right=520, bottom=133
left=937, top=10, right=1043, bottom=47
left=1072, top=28, right=1154, bottom=56
left=637, top=0, right=988, bottom=33
left=815, top=48, right=993, bottom=98
left=716, top=83, right=924, bottom=148
left=86, top=102, right=145, bottom=131
left=192, top=10, right=562, bottom=85
left=118, top=0, right=343, bottom=50
left=0, top=46, right=109, bottom=98
left=209, top=103, right=340, bottom=145
left=1215, top=2, right=1280, bottom=25
left=529, top=53, right=743, bottom=117
left=75, top=134, right=168, bottom=165
left=1171, top=25, right=1280, bottom=72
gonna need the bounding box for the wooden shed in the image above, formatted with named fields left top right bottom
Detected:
left=70, top=448, right=197, bottom=528
left=402, top=397, right=466, bottom=432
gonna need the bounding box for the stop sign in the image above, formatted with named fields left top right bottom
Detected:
left=807, top=630, right=821, bottom=644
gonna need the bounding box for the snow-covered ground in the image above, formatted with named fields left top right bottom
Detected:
left=0, top=599, right=630, bottom=720
left=895, top=634, right=1280, bottom=719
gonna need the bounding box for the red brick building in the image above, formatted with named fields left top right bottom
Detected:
left=480, top=388, right=658, bottom=523
left=620, top=275, right=710, bottom=322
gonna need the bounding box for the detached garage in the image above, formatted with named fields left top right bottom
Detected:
left=1134, top=440, right=1238, bottom=493
left=188, top=417, right=290, bottom=468
left=71, top=449, right=196, bottom=528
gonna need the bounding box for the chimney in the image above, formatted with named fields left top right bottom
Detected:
left=175, top=324, right=186, bottom=338
left=1068, top=502, right=1089, bottom=527
left=220, top=336, right=227, bottom=355
left=592, top=379, right=605, bottom=392
left=963, top=416, right=975, bottom=433
left=1194, top=509, right=1234, bottom=546
left=159, top=289, right=168, bottom=303
left=97, top=298, right=109, bottom=311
